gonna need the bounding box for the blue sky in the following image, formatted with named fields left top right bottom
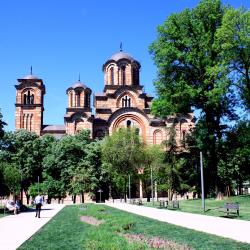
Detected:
left=0, top=0, right=249, bottom=131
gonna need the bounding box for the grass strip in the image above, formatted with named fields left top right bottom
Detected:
left=19, top=204, right=250, bottom=250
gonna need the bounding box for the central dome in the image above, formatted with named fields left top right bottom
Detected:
left=110, top=51, right=135, bottom=61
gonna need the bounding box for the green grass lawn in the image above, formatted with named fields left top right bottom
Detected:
left=19, top=204, right=250, bottom=250
left=146, top=195, right=250, bottom=220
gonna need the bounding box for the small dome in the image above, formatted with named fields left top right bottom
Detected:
left=110, top=51, right=135, bottom=61
left=23, top=74, right=39, bottom=80
left=71, top=81, right=88, bottom=89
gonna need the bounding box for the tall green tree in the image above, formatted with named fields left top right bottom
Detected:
left=2, top=163, right=21, bottom=198
left=218, top=121, right=250, bottom=196
left=157, top=125, right=186, bottom=200
left=149, top=0, right=237, bottom=194
left=101, top=128, right=143, bottom=201
left=42, top=130, right=101, bottom=203
left=43, top=133, right=83, bottom=203
left=216, top=7, right=250, bottom=109
left=140, top=144, right=164, bottom=201
left=1, top=130, right=43, bottom=203
left=0, top=110, right=7, bottom=139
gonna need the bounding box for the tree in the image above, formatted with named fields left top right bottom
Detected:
left=140, top=144, right=164, bottom=201
left=43, top=134, right=82, bottom=203
left=3, top=163, right=21, bottom=198
left=156, top=125, right=187, bottom=200
left=0, top=110, right=7, bottom=139
left=81, top=141, right=109, bottom=202
left=42, top=130, right=101, bottom=203
left=149, top=0, right=237, bottom=194
left=218, top=121, right=250, bottom=196
left=0, top=163, right=9, bottom=196
left=216, top=7, right=250, bottom=109
left=0, top=130, right=43, bottom=203
left=101, top=128, right=143, bottom=201
left=28, top=182, right=47, bottom=198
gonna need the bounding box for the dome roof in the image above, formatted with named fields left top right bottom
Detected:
left=71, top=81, right=88, bottom=89
left=23, top=74, right=39, bottom=80
left=110, top=51, right=135, bottom=61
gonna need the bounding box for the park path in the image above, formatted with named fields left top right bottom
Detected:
left=106, top=202, right=250, bottom=244
left=0, top=204, right=65, bottom=250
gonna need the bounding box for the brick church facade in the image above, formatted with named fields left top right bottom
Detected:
left=15, top=49, right=194, bottom=147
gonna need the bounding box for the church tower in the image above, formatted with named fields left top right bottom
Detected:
left=64, top=78, right=93, bottom=136
left=94, top=48, right=154, bottom=140
left=15, top=70, right=45, bottom=136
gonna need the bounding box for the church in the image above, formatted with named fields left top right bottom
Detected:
left=15, top=48, right=194, bottom=147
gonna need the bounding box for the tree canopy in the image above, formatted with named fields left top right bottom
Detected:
left=101, top=128, right=144, bottom=200
left=0, top=110, right=7, bottom=139
left=149, top=0, right=250, bottom=195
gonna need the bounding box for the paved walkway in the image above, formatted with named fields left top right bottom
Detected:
left=106, top=202, right=250, bottom=244
left=0, top=204, right=65, bottom=250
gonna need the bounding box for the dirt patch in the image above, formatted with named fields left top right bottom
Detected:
left=123, top=233, right=192, bottom=250
left=80, top=216, right=104, bottom=226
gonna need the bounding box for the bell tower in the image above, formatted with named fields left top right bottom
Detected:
left=64, top=78, right=93, bottom=135
left=15, top=69, right=45, bottom=135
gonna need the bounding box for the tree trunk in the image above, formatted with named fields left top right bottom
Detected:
left=20, top=189, right=23, bottom=204
left=124, top=178, right=127, bottom=202
left=205, top=108, right=219, bottom=195
left=25, top=190, right=30, bottom=204
left=226, top=185, right=231, bottom=197
left=168, top=189, right=173, bottom=201
left=73, top=195, right=76, bottom=204
left=81, top=192, right=84, bottom=203
left=47, top=196, right=51, bottom=204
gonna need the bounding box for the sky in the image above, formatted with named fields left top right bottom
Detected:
left=0, top=0, right=249, bottom=131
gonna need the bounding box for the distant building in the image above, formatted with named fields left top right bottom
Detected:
left=15, top=49, right=194, bottom=147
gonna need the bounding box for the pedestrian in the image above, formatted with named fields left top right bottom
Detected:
left=34, top=194, right=43, bottom=218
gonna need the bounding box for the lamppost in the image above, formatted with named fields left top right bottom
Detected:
left=200, top=151, right=205, bottom=212
left=38, top=176, right=40, bottom=193
left=97, top=189, right=103, bottom=203
left=151, top=166, right=154, bottom=206
left=128, top=174, right=131, bottom=203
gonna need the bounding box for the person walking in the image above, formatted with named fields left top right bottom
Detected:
left=34, top=194, right=43, bottom=218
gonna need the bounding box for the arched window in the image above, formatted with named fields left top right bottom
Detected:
left=121, top=66, right=126, bottom=85
left=23, top=90, right=34, bottom=105
left=84, top=93, right=91, bottom=108
left=69, top=92, right=73, bottom=107
left=132, top=68, right=139, bottom=85
left=30, top=94, right=34, bottom=104
left=75, top=92, right=80, bottom=107
left=110, top=67, right=114, bottom=85
left=122, top=95, right=131, bottom=108
left=24, top=94, right=27, bottom=104
left=126, top=120, right=131, bottom=128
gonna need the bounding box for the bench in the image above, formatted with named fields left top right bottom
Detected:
left=159, top=200, right=180, bottom=209
left=171, top=200, right=179, bottom=209
left=220, top=202, right=239, bottom=217
left=137, top=199, right=143, bottom=205
left=132, top=199, right=143, bottom=205
left=159, top=200, right=168, bottom=208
